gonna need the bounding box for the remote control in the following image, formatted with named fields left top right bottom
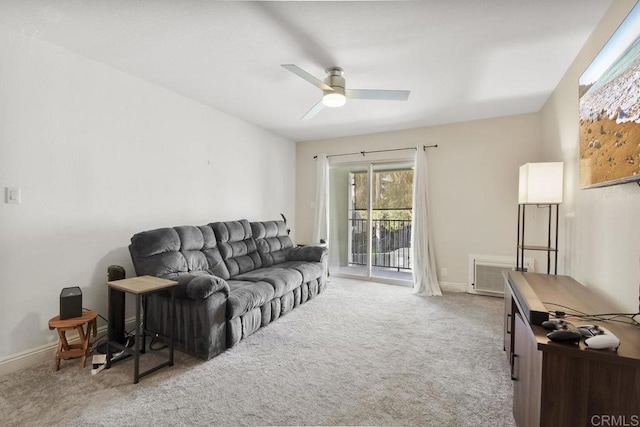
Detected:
left=577, top=324, right=602, bottom=338
left=547, top=328, right=582, bottom=343
left=545, top=320, right=581, bottom=343
left=542, top=320, right=568, bottom=330
left=584, top=327, right=620, bottom=350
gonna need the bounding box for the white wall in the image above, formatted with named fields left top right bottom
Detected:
left=296, top=113, right=541, bottom=286
left=0, top=24, right=295, bottom=361
left=540, top=0, right=640, bottom=312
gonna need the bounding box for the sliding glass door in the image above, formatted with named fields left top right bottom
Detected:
left=369, top=164, right=413, bottom=281
left=329, top=161, right=413, bottom=283
left=329, top=164, right=369, bottom=279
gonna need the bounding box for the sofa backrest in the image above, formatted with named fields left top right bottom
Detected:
left=129, top=225, right=230, bottom=279
left=251, top=220, right=294, bottom=267
left=211, top=219, right=262, bottom=278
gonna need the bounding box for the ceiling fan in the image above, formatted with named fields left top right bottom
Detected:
left=281, top=64, right=411, bottom=120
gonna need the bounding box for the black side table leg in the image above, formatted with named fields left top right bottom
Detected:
left=141, top=294, right=147, bottom=355
left=106, top=288, right=112, bottom=369
left=169, top=287, right=175, bottom=366
left=134, top=293, right=141, bottom=384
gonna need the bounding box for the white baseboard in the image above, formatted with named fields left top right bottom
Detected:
left=0, top=317, right=137, bottom=377
left=0, top=341, right=62, bottom=377
left=439, top=281, right=468, bottom=292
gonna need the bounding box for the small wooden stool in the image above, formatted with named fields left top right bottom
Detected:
left=48, top=309, right=98, bottom=371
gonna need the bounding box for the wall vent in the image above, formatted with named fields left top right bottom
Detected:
left=468, top=254, right=534, bottom=297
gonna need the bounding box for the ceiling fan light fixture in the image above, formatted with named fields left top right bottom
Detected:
left=281, top=64, right=410, bottom=119
left=322, top=92, right=346, bottom=108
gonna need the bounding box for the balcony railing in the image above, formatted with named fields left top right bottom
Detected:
left=349, top=218, right=412, bottom=271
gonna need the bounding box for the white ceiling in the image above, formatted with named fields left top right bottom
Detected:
left=0, top=1, right=612, bottom=142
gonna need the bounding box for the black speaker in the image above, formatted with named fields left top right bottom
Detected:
left=60, top=286, right=82, bottom=320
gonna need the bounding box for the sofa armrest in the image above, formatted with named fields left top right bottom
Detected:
left=171, top=273, right=230, bottom=301
left=285, top=245, right=328, bottom=263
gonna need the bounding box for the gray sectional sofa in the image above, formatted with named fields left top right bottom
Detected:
left=128, top=219, right=328, bottom=360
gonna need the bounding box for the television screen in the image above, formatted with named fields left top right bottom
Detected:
left=579, top=2, right=640, bottom=188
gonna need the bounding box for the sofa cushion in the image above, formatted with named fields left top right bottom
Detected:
left=251, top=220, right=294, bottom=267
left=234, top=267, right=303, bottom=298
left=212, top=220, right=262, bottom=278
left=227, top=280, right=275, bottom=320
left=161, top=271, right=230, bottom=300
left=174, top=226, right=209, bottom=272
left=129, top=228, right=188, bottom=277
left=198, top=225, right=230, bottom=279
left=129, top=225, right=230, bottom=279
left=132, top=227, right=181, bottom=256
left=286, top=245, right=328, bottom=264
left=276, top=260, right=325, bottom=283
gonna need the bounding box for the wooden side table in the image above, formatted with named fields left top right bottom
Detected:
left=106, top=275, right=177, bottom=384
left=48, top=309, right=98, bottom=371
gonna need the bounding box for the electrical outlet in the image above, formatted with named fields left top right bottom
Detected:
left=441, top=267, right=448, bottom=277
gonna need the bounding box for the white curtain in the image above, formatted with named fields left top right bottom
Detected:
left=312, top=154, right=330, bottom=245
left=412, top=145, right=442, bottom=296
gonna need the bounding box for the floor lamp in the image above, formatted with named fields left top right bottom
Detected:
left=516, top=162, right=563, bottom=274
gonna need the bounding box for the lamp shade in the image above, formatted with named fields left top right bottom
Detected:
left=518, top=162, right=564, bottom=204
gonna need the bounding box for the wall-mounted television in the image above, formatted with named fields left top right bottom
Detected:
left=579, top=2, right=640, bottom=188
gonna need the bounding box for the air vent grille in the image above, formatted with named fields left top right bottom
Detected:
left=468, top=255, right=534, bottom=297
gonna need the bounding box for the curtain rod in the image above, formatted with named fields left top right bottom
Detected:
left=313, top=144, right=438, bottom=159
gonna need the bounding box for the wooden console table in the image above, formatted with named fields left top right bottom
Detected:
left=504, top=272, right=640, bottom=427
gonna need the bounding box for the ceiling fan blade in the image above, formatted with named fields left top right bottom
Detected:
left=346, top=89, right=411, bottom=101
left=281, top=64, right=333, bottom=92
left=302, top=99, right=325, bottom=120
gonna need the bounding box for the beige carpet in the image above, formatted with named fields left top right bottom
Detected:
left=0, top=278, right=515, bottom=426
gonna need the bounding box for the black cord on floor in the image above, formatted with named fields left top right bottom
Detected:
left=82, top=307, right=168, bottom=352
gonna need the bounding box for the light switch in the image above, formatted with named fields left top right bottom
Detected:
left=6, top=187, right=21, bottom=204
